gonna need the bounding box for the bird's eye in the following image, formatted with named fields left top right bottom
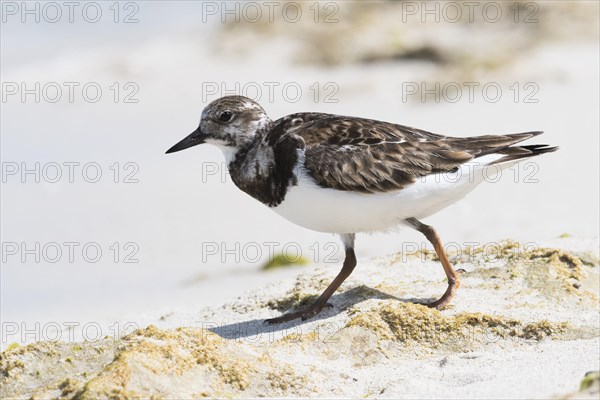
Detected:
left=219, top=111, right=233, bottom=122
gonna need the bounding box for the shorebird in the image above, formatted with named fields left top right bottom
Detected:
left=166, top=96, right=557, bottom=324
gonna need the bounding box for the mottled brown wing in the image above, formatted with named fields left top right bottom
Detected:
left=271, top=113, right=446, bottom=145
left=271, top=114, right=542, bottom=193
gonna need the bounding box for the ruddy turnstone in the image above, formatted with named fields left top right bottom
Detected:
left=166, top=96, right=557, bottom=324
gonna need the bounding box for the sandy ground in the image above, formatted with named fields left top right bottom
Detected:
left=1, top=238, right=598, bottom=398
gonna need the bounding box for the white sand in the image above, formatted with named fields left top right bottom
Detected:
left=1, top=238, right=598, bottom=398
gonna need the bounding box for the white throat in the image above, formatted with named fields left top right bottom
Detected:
left=215, top=144, right=239, bottom=166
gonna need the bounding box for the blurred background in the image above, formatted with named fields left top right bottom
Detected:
left=1, top=1, right=598, bottom=344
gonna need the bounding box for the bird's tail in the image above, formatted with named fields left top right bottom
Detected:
left=485, top=132, right=558, bottom=166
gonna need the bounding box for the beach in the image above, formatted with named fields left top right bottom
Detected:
left=1, top=1, right=599, bottom=398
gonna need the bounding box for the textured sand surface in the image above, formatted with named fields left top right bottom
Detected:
left=2, top=238, right=598, bottom=399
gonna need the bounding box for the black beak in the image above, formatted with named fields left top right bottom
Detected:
left=166, top=127, right=207, bottom=154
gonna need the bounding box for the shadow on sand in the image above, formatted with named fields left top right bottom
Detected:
left=208, top=285, right=433, bottom=340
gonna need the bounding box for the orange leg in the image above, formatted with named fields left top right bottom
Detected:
left=406, top=218, right=460, bottom=309
left=266, top=235, right=356, bottom=324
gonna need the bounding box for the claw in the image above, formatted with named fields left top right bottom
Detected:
left=265, top=303, right=330, bottom=324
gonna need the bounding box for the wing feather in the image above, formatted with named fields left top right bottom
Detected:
left=266, top=113, right=543, bottom=193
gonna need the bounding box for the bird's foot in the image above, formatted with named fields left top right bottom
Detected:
left=425, top=279, right=459, bottom=310
left=264, top=302, right=333, bottom=324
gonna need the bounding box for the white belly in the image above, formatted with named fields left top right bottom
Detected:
left=272, top=155, right=519, bottom=234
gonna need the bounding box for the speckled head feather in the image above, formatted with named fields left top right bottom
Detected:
left=165, top=96, right=271, bottom=155
left=200, top=96, right=271, bottom=148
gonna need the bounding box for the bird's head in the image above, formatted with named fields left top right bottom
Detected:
left=166, top=96, right=270, bottom=159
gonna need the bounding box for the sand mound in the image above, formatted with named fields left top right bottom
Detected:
left=2, top=239, right=598, bottom=398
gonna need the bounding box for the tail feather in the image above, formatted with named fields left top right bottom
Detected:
left=460, top=131, right=543, bottom=157
left=446, top=130, right=542, bottom=158
left=453, top=130, right=557, bottom=165
left=487, top=143, right=559, bottom=165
